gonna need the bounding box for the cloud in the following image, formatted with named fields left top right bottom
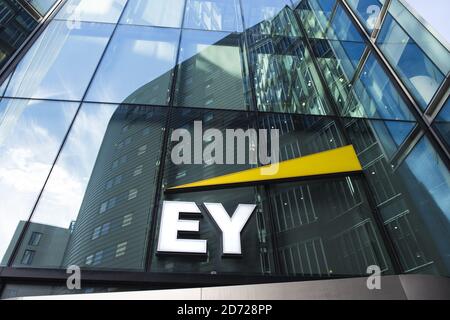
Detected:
left=0, top=113, right=62, bottom=261
left=31, top=103, right=117, bottom=229
left=0, top=102, right=116, bottom=262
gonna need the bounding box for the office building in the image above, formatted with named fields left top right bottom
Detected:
left=0, top=0, right=449, bottom=299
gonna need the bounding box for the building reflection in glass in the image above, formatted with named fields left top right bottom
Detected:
left=1, top=1, right=449, bottom=279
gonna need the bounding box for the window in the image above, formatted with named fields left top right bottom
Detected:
left=86, top=25, right=179, bottom=105
left=85, top=254, right=94, bottom=265
left=174, top=30, right=247, bottom=110
left=93, top=251, right=103, bottom=265
left=5, top=21, right=114, bottom=100
left=434, top=99, right=450, bottom=149
left=350, top=54, right=415, bottom=121
left=92, top=226, right=101, bottom=240
left=122, top=214, right=133, bottom=227
left=116, top=242, right=127, bottom=257
left=241, top=0, right=292, bottom=30
left=346, top=0, right=383, bottom=32
left=137, top=145, right=147, bottom=155
left=377, top=1, right=449, bottom=109
left=21, top=250, right=35, bottom=265
left=101, top=222, right=111, bottom=236
left=133, top=165, right=144, bottom=176
left=0, top=101, right=79, bottom=268
left=93, top=223, right=111, bottom=239
left=56, top=0, right=127, bottom=23
left=142, top=127, right=150, bottom=136
left=128, top=189, right=138, bottom=200
left=392, top=136, right=450, bottom=272
left=99, top=202, right=108, bottom=214
left=121, top=0, right=184, bottom=28
left=108, top=197, right=117, bottom=209
left=12, top=104, right=166, bottom=271
left=327, top=4, right=366, bottom=79
left=114, top=175, right=123, bottom=185
left=27, top=0, right=57, bottom=15
left=184, top=0, right=243, bottom=32
left=107, top=175, right=123, bottom=190
left=106, top=179, right=113, bottom=190
left=0, top=74, right=11, bottom=96
left=28, top=232, right=42, bottom=246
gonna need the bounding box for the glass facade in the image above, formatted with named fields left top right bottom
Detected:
left=0, top=0, right=59, bottom=69
left=0, top=0, right=449, bottom=297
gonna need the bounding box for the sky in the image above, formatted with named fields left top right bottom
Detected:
left=403, top=0, right=450, bottom=45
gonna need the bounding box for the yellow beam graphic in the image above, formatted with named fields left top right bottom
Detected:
left=167, top=145, right=362, bottom=191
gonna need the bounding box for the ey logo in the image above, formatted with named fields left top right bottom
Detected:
left=157, top=145, right=362, bottom=256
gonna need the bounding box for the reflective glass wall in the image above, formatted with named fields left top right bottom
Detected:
left=0, top=0, right=60, bottom=69
left=0, top=0, right=449, bottom=296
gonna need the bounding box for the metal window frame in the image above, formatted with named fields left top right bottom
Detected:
left=339, top=0, right=450, bottom=167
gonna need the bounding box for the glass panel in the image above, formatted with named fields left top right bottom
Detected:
left=0, top=98, right=78, bottom=266
left=346, top=0, right=383, bottom=32
left=247, top=4, right=300, bottom=37
left=346, top=116, right=450, bottom=276
left=86, top=25, right=180, bottom=105
left=56, top=0, right=127, bottom=23
left=29, top=232, right=43, bottom=246
left=257, top=112, right=347, bottom=161
left=241, top=0, right=293, bottom=30
left=434, top=99, right=450, bottom=150
left=436, top=99, right=450, bottom=122
left=120, top=0, right=185, bottom=28
left=377, top=12, right=447, bottom=110
left=297, top=1, right=367, bottom=116
left=0, top=1, right=39, bottom=69
left=243, top=3, right=329, bottom=114
left=296, top=0, right=337, bottom=39
left=246, top=30, right=332, bottom=114
left=345, top=117, right=415, bottom=161
left=174, top=30, right=248, bottom=110
left=5, top=21, right=114, bottom=101
left=347, top=54, right=415, bottom=120
left=184, top=0, right=242, bottom=32
left=392, top=137, right=450, bottom=275
left=0, top=72, right=12, bottom=96
left=28, top=0, right=58, bottom=15
left=269, top=178, right=391, bottom=277
left=325, top=5, right=366, bottom=78
left=8, top=104, right=167, bottom=270
left=384, top=0, right=450, bottom=76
